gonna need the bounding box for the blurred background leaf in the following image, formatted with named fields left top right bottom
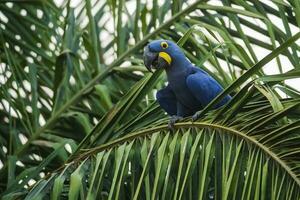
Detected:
left=0, top=0, right=300, bottom=199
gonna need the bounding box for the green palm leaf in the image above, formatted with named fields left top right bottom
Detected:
left=0, top=0, right=300, bottom=199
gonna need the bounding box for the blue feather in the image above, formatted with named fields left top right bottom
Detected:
left=186, top=67, right=231, bottom=109
left=148, top=40, right=231, bottom=117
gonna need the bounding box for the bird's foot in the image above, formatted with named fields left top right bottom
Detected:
left=168, top=115, right=183, bottom=131
left=192, top=112, right=200, bottom=122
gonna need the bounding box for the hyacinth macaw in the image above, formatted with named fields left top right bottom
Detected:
left=143, top=40, right=231, bottom=128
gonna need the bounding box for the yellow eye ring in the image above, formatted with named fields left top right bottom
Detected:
left=161, top=41, right=168, bottom=49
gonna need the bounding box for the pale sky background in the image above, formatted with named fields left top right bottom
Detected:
left=0, top=0, right=299, bottom=87
left=0, top=0, right=299, bottom=116
left=53, top=0, right=300, bottom=89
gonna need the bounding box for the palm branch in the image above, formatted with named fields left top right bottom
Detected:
left=0, top=0, right=300, bottom=199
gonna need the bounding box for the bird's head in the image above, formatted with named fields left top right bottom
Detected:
left=143, top=40, right=186, bottom=72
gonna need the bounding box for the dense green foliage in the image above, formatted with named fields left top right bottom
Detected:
left=0, top=0, right=300, bottom=199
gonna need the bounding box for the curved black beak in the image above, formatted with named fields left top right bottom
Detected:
left=143, top=45, right=171, bottom=72
left=143, top=46, right=158, bottom=73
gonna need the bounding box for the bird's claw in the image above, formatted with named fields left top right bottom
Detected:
left=192, top=112, right=200, bottom=122
left=168, top=115, right=183, bottom=131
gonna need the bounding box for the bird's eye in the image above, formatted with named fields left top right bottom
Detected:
left=161, top=41, right=168, bottom=49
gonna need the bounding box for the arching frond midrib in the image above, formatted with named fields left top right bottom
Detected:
left=74, top=121, right=300, bottom=187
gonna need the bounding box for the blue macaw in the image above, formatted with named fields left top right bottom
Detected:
left=143, top=40, right=231, bottom=128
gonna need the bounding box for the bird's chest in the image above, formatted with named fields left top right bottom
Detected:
left=169, top=79, right=189, bottom=94
left=168, top=77, right=199, bottom=108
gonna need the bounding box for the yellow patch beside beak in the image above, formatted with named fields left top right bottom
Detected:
left=159, top=52, right=172, bottom=65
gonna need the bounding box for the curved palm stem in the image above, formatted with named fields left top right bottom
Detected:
left=73, top=121, right=300, bottom=187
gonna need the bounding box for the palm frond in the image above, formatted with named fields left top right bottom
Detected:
left=0, top=0, right=300, bottom=198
